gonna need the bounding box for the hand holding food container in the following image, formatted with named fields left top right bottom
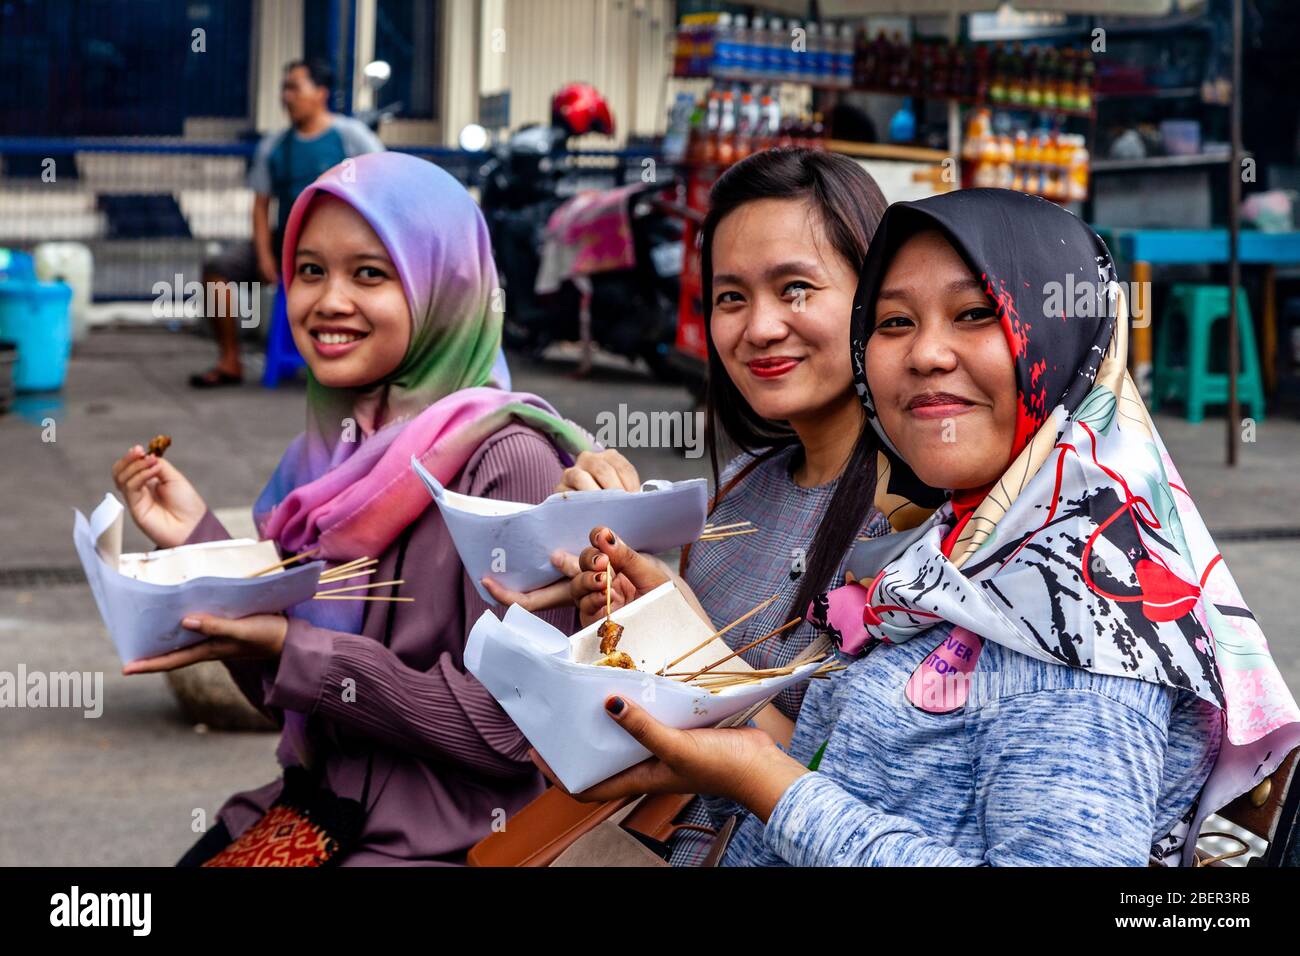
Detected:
left=463, top=580, right=834, bottom=793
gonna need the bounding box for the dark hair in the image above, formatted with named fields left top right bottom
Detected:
left=286, top=57, right=335, bottom=93
left=699, top=147, right=887, bottom=623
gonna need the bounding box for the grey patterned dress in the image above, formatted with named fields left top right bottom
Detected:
left=668, top=446, right=891, bottom=866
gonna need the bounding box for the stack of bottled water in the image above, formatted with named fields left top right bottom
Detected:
left=705, top=13, right=854, bottom=88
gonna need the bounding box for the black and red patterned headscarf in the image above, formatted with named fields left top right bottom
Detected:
left=812, top=188, right=1299, bottom=866
left=850, top=188, right=1116, bottom=546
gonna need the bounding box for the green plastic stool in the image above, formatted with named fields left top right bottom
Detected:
left=1152, top=284, right=1266, bottom=423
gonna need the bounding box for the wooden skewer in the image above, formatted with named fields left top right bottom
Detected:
left=317, top=567, right=379, bottom=585
left=666, top=656, right=827, bottom=679
left=656, top=593, right=779, bottom=674
left=681, top=618, right=801, bottom=682
left=246, top=547, right=320, bottom=578
left=315, top=579, right=405, bottom=597
left=313, top=595, right=413, bottom=603
left=702, top=520, right=752, bottom=533
left=689, top=659, right=827, bottom=684
left=696, top=660, right=839, bottom=691
left=669, top=656, right=827, bottom=678
left=320, top=556, right=376, bottom=578
left=604, top=560, right=612, bottom=622
left=697, top=528, right=760, bottom=541
left=319, top=561, right=378, bottom=579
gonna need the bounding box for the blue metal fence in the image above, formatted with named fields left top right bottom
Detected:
left=0, top=136, right=661, bottom=301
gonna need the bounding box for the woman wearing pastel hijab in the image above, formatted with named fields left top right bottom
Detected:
left=536, top=189, right=1300, bottom=866
left=111, top=152, right=590, bottom=865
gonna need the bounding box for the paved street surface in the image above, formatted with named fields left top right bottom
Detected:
left=1, top=326, right=1298, bottom=865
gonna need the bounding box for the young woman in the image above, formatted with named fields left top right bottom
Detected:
left=487, top=147, right=901, bottom=865
left=110, top=152, right=589, bottom=865
left=545, top=189, right=1300, bottom=866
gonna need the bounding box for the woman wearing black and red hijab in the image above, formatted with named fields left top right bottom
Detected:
left=535, top=189, right=1300, bottom=867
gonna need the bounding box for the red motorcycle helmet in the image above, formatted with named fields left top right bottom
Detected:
left=551, top=83, right=615, bottom=138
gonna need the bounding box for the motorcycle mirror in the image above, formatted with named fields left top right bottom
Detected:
left=458, top=123, right=490, bottom=152
left=362, top=60, right=392, bottom=91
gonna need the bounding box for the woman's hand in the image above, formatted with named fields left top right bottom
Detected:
left=572, top=526, right=672, bottom=627
left=557, top=449, right=642, bottom=493
left=531, top=696, right=809, bottom=822
left=481, top=551, right=583, bottom=611
left=121, top=613, right=288, bottom=675
left=111, top=445, right=208, bottom=549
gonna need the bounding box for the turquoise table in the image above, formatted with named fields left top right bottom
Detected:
left=1095, top=227, right=1300, bottom=396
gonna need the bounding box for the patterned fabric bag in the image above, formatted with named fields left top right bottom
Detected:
left=201, top=766, right=364, bottom=868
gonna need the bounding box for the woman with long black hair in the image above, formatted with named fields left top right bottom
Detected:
left=488, top=146, right=904, bottom=865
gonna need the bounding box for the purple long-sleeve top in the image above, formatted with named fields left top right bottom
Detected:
left=184, top=423, right=576, bottom=865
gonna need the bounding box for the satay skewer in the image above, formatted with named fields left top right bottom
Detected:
left=314, top=579, right=405, bottom=597
left=319, top=556, right=376, bottom=578
left=316, top=566, right=379, bottom=585
left=697, top=528, right=760, bottom=542
left=246, top=547, right=320, bottom=578
left=655, top=593, right=779, bottom=675
left=702, top=520, right=752, bottom=533
left=680, top=618, right=802, bottom=683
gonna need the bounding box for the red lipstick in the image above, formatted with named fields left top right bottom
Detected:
left=747, top=356, right=801, bottom=379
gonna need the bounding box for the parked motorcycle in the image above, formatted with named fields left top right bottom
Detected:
left=473, top=84, right=683, bottom=379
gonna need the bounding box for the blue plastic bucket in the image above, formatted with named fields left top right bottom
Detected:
left=0, top=279, right=73, bottom=391
left=0, top=248, right=37, bottom=282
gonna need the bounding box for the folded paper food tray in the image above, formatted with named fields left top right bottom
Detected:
left=464, top=581, right=823, bottom=792
left=73, top=494, right=323, bottom=664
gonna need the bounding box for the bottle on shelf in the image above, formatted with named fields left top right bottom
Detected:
left=782, top=19, right=802, bottom=82
left=736, top=91, right=758, bottom=159
left=712, top=12, right=736, bottom=79
left=701, top=89, right=721, bottom=165
left=1040, top=48, right=1059, bottom=111
left=1006, top=43, right=1026, bottom=106
left=1024, top=47, right=1042, bottom=108
left=748, top=16, right=766, bottom=80
left=760, top=91, right=781, bottom=150
left=765, top=18, right=785, bottom=81
left=685, top=93, right=707, bottom=166
left=738, top=14, right=759, bottom=77
left=835, top=24, right=855, bottom=88
left=1067, top=134, right=1089, bottom=201
left=715, top=91, right=737, bottom=166
left=888, top=33, right=908, bottom=91
left=802, top=21, right=821, bottom=82
left=1077, top=53, right=1095, bottom=112
left=987, top=44, right=1006, bottom=103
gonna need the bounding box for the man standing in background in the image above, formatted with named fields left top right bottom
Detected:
left=191, top=58, right=385, bottom=387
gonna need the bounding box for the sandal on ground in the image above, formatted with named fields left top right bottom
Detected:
left=188, top=368, right=244, bottom=388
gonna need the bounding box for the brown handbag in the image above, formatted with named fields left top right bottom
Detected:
left=467, top=787, right=695, bottom=867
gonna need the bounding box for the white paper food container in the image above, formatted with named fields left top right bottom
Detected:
left=73, top=494, right=323, bottom=664
left=464, top=581, right=823, bottom=792
left=412, top=457, right=708, bottom=605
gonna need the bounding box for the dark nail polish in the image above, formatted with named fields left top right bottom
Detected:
left=606, top=531, right=616, bottom=545
left=606, top=696, right=625, bottom=715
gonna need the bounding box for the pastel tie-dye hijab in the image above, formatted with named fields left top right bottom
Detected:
left=811, top=189, right=1299, bottom=865
left=252, top=152, right=591, bottom=766
left=255, top=151, right=589, bottom=567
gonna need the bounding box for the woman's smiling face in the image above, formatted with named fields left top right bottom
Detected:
left=708, top=197, right=859, bottom=427
left=865, top=229, right=1018, bottom=491
left=287, top=194, right=411, bottom=389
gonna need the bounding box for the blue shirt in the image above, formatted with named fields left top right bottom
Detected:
left=248, top=116, right=385, bottom=241
left=714, top=623, right=1222, bottom=866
